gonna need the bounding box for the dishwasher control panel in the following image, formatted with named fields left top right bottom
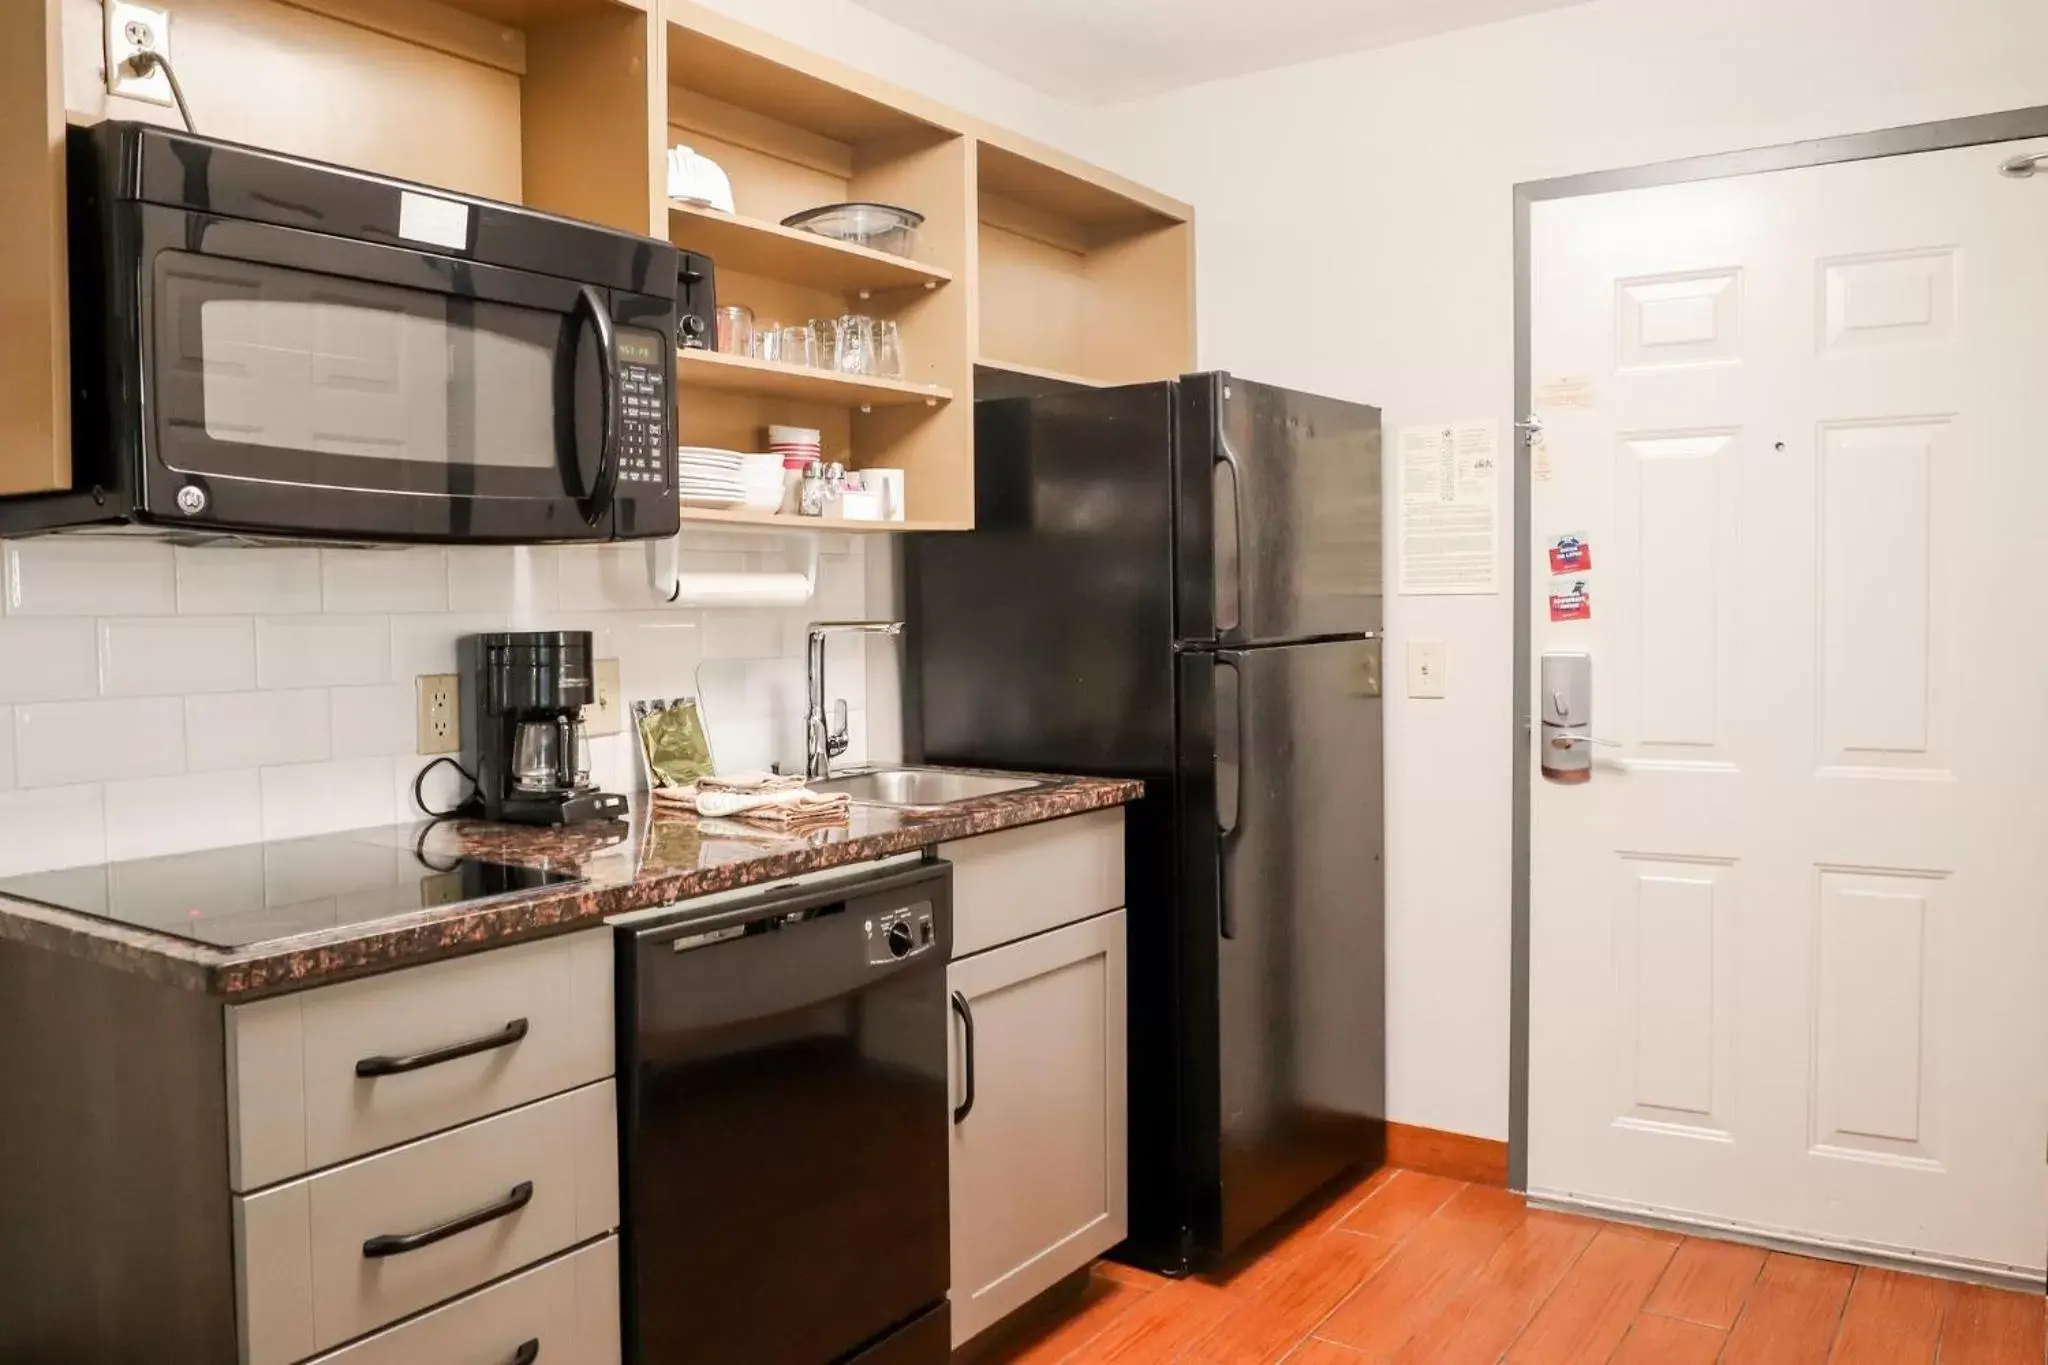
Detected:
left=864, top=901, right=936, bottom=965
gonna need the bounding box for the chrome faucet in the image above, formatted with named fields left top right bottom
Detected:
left=806, top=620, right=905, bottom=781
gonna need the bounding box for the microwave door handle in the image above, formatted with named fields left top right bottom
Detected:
left=575, top=285, right=619, bottom=527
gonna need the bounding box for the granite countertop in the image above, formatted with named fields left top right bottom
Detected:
left=0, top=772, right=1143, bottom=1000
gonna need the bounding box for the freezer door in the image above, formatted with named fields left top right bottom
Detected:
left=1175, top=374, right=1384, bottom=647
left=1178, top=638, right=1387, bottom=1257
left=908, top=384, right=1178, bottom=776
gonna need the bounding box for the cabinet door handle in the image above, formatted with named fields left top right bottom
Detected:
left=509, top=1340, right=540, bottom=1365
left=355, top=1018, right=530, bottom=1078
left=361, top=1181, right=534, bottom=1259
left=951, top=991, right=976, bottom=1124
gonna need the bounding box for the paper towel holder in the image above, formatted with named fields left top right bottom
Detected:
left=646, top=527, right=820, bottom=607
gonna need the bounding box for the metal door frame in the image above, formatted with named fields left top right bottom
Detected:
left=1508, top=105, right=2048, bottom=1191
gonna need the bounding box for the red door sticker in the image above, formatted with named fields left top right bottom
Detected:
left=1548, top=577, right=1591, bottom=622
left=1547, top=533, right=1592, bottom=574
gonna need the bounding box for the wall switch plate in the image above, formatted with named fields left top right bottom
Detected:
left=1407, top=641, right=1448, bottom=699
left=105, top=3, right=175, bottom=106
left=588, top=658, right=623, bottom=737
left=417, top=674, right=461, bottom=754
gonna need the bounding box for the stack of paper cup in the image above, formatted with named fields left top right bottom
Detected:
left=767, top=425, right=822, bottom=514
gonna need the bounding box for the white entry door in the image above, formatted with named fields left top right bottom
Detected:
left=1527, top=137, right=2048, bottom=1281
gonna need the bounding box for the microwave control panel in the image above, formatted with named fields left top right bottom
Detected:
left=615, top=329, right=670, bottom=490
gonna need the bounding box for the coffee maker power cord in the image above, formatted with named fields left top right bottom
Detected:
left=411, top=756, right=478, bottom=820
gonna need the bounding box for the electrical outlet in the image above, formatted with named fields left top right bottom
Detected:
left=105, top=3, right=174, bottom=106
left=588, top=659, right=623, bottom=737
left=417, top=674, right=461, bottom=754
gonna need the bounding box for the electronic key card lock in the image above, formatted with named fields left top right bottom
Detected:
left=1539, top=652, right=1618, bottom=783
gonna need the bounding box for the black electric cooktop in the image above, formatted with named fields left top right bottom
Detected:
left=0, top=828, right=583, bottom=951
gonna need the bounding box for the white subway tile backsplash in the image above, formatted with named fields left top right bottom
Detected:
left=4, top=538, right=176, bottom=616
left=556, top=544, right=661, bottom=611
left=330, top=683, right=415, bottom=759
left=0, top=537, right=894, bottom=872
left=175, top=545, right=323, bottom=614
left=13, top=696, right=184, bottom=788
left=260, top=757, right=397, bottom=839
left=0, top=620, right=101, bottom=702
left=321, top=547, right=449, bottom=613
left=0, top=785, right=106, bottom=875
left=391, top=612, right=507, bottom=678
left=186, top=690, right=330, bottom=772
left=448, top=546, right=558, bottom=616
left=105, top=770, right=263, bottom=861
left=100, top=617, right=257, bottom=696
left=256, top=615, right=391, bottom=688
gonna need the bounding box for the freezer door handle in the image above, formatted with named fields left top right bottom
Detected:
left=1216, top=652, right=1243, bottom=940
left=1214, top=434, right=1245, bottom=642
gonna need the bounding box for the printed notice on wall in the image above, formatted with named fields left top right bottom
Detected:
left=1398, top=421, right=1500, bottom=595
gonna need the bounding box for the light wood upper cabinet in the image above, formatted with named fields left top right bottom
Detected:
left=0, top=0, right=70, bottom=498
left=2, top=0, right=1191, bottom=529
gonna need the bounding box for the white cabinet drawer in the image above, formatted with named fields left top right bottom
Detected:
left=237, top=1080, right=619, bottom=1365
left=942, top=809, right=1124, bottom=959
left=227, top=928, right=614, bottom=1191
left=305, top=1237, right=620, bottom=1365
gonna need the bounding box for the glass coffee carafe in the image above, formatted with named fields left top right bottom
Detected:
left=510, top=714, right=592, bottom=794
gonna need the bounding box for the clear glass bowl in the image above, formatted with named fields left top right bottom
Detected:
left=781, top=202, right=924, bottom=260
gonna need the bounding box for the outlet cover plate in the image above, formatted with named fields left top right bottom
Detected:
left=1406, top=641, right=1447, bottom=699
left=105, top=2, right=174, bottom=106
left=588, top=659, right=623, bottom=737
left=417, top=673, right=461, bottom=754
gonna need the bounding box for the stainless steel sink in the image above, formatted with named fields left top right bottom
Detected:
left=813, top=767, right=1046, bottom=809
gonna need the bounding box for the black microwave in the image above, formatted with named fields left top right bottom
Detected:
left=5, top=121, right=679, bottom=545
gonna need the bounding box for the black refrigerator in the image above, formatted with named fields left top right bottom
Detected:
left=905, top=372, right=1386, bottom=1272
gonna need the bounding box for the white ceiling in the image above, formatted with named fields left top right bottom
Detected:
left=848, top=0, right=1596, bottom=103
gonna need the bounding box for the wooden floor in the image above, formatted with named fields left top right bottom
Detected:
left=976, top=1168, right=2045, bottom=1365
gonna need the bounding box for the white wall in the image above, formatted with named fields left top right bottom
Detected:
left=0, top=533, right=879, bottom=874
left=1090, top=0, right=2047, bottom=1140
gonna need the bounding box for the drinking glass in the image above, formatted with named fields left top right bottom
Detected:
left=776, top=324, right=818, bottom=368
left=809, top=317, right=843, bottom=370
left=753, top=319, right=785, bottom=363
left=871, top=319, right=904, bottom=379
left=835, top=314, right=876, bottom=375
left=714, top=304, right=753, bottom=356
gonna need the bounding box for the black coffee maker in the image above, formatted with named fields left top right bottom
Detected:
left=461, top=631, right=627, bottom=826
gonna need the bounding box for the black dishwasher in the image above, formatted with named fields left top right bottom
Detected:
left=617, top=859, right=953, bottom=1365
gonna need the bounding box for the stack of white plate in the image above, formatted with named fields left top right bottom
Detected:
left=678, top=446, right=746, bottom=507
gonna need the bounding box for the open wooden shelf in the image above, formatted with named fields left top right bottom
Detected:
left=678, top=506, right=966, bottom=533
left=676, top=349, right=953, bottom=407
left=667, top=201, right=951, bottom=295
left=975, top=357, right=1112, bottom=389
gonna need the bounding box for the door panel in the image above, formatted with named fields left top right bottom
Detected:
left=1201, top=639, right=1387, bottom=1252
left=1528, top=138, right=2048, bottom=1277
left=947, top=912, right=1127, bottom=1348
left=1175, top=375, right=1383, bottom=646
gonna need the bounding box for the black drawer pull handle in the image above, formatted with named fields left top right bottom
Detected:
left=510, top=1340, right=540, bottom=1365
left=951, top=991, right=976, bottom=1124
left=355, top=1018, right=530, bottom=1078
left=361, top=1181, right=534, bottom=1259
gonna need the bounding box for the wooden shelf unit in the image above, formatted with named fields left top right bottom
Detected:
left=666, top=200, right=952, bottom=294
left=676, top=506, right=966, bottom=533
left=975, top=139, right=1194, bottom=389
left=676, top=349, right=953, bottom=406
left=1, top=0, right=1193, bottom=527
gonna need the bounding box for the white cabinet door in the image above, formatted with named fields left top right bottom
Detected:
left=948, top=910, right=1127, bottom=1348
left=1528, top=137, right=2048, bottom=1279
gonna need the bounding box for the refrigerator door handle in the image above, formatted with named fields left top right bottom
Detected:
left=1216, top=652, right=1244, bottom=940
left=1214, top=433, right=1246, bottom=643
